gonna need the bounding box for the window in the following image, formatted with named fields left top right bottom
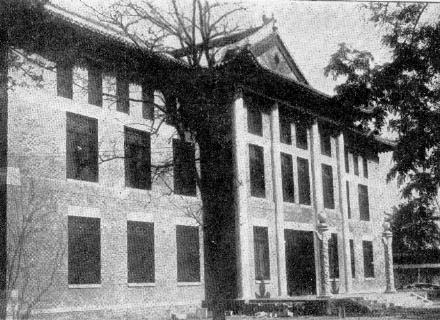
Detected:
left=57, top=63, right=73, bottom=99
left=358, top=184, right=370, bottom=221
left=346, top=181, right=351, bottom=219
left=362, top=241, right=375, bottom=278
left=254, top=226, right=270, bottom=280
left=249, top=144, right=265, bottom=198
left=322, top=164, right=335, bottom=209
left=297, top=157, right=311, bottom=205
left=125, top=127, right=151, bottom=190
left=320, top=128, right=332, bottom=156
left=173, top=139, right=197, bottom=196
left=176, top=225, right=200, bottom=282
left=66, top=112, right=98, bottom=182
left=296, top=123, right=308, bottom=149
left=350, top=239, right=355, bottom=278
left=127, top=221, right=154, bottom=283
left=116, top=73, right=129, bottom=113
left=142, top=85, right=155, bottom=120
left=247, top=107, right=262, bottom=136
left=344, top=148, right=349, bottom=173
left=88, top=65, right=102, bottom=107
left=68, top=216, right=100, bottom=285
left=363, top=157, right=369, bottom=178
left=353, top=154, right=359, bottom=176
left=280, top=117, right=291, bottom=144
left=281, top=153, right=295, bottom=203
left=328, top=233, right=339, bottom=279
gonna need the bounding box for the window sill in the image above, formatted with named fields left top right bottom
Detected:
left=128, top=282, right=155, bottom=287
left=177, top=282, right=201, bottom=286
left=364, top=277, right=375, bottom=280
left=67, top=178, right=99, bottom=186
left=255, top=280, right=270, bottom=284
left=68, top=284, right=101, bottom=289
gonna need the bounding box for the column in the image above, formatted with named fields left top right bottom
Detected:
left=270, top=104, right=287, bottom=297
left=318, top=221, right=331, bottom=298
left=383, top=222, right=396, bottom=293
left=232, top=91, right=252, bottom=299
left=336, top=133, right=352, bottom=293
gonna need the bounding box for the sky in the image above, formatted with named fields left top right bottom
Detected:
left=50, top=0, right=436, bottom=95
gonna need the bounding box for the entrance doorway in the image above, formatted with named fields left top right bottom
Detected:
left=285, top=229, right=316, bottom=296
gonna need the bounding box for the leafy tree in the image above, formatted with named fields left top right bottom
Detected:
left=325, top=3, right=440, bottom=249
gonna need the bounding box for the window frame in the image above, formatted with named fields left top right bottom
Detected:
left=247, top=107, right=263, bottom=136
left=297, top=157, right=311, bottom=205
left=253, top=226, right=270, bottom=281
left=124, top=127, right=151, bottom=190
left=127, top=221, right=155, bottom=284
left=362, top=240, right=375, bottom=278
left=173, top=139, right=197, bottom=197
left=295, top=122, right=308, bottom=150
left=358, top=184, right=370, bottom=221
left=249, top=144, right=266, bottom=198
left=176, top=225, right=201, bottom=283
left=328, top=233, right=339, bottom=279
left=281, top=152, right=295, bottom=203
left=322, top=164, right=335, bottom=210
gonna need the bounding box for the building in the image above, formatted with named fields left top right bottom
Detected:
left=0, top=2, right=396, bottom=319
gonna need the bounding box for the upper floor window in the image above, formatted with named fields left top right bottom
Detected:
left=344, top=147, right=350, bottom=173
left=280, top=117, right=291, bottom=144
left=57, top=63, right=73, bottom=99
left=88, top=65, right=102, bottom=107
left=322, top=164, right=335, bottom=209
left=66, top=112, right=98, bottom=182
left=350, top=239, right=355, bottom=278
left=125, top=127, right=151, bottom=190
left=353, top=154, right=359, bottom=176
left=249, top=144, right=265, bottom=198
left=176, top=225, right=200, bottom=282
left=346, top=181, right=351, bottom=219
left=281, top=153, right=295, bottom=203
left=127, top=221, right=155, bottom=283
left=254, top=226, right=270, bottom=280
left=362, top=241, right=375, bottom=278
left=142, top=85, right=155, bottom=120
left=358, top=184, right=370, bottom=221
left=116, top=72, right=129, bottom=113
left=296, top=123, right=308, bottom=150
left=173, top=139, right=197, bottom=196
left=247, top=107, right=262, bottom=136
left=68, top=216, right=101, bottom=285
left=320, top=128, right=332, bottom=157
left=363, top=157, right=369, bottom=178
left=297, top=157, right=311, bottom=205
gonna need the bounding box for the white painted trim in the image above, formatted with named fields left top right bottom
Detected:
left=361, top=235, right=374, bottom=241
left=394, top=263, right=440, bottom=269
left=67, top=205, right=100, bottom=218
left=6, top=167, right=21, bottom=186
left=252, top=218, right=269, bottom=227
left=175, top=216, right=199, bottom=227
left=177, top=282, right=202, bottom=286
left=66, top=178, right=99, bottom=187
left=127, top=211, right=154, bottom=222
left=284, top=221, right=314, bottom=231
left=127, top=282, right=155, bottom=287
left=68, top=284, right=101, bottom=289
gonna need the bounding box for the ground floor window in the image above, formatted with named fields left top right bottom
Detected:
left=127, top=221, right=155, bottom=283
left=363, top=241, right=375, bottom=278
left=176, top=225, right=200, bottom=282
left=68, top=216, right=101, bottom=285
left=328, top=233, right=339, bottom=279
left=254, top=226, right=270, bottom=280
left=350, top=239, right=355, bottom=278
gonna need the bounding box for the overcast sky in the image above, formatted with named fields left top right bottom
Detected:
left=50, top=1, right=435, bottom=95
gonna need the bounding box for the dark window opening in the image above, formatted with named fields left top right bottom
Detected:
left=173, top=139, right=197, bottom=196
left=88, top=65, right=102, bottom=107
left=281, top=153, right=295, bottom=203
left=249, top=144, right=265, bottom=198
left=329, top=233, right=339, bottom=279
left=142, top=85, right=155, bottom=120
left=322, top=164, right=335, bottom=209
left=353, top=154, right=359, bottom=176
left=127, top=221, right=154, bottom=283
left=350, top=239, right=355, bottom=278
left=254, top=226, right=270, bottom=280
left=346, top=181, right=351, bottom=219
left=66, top=112, right=98, bottom=182
left=247, top=107, right=263, bottom=136
left=344, top=148, right=350, bottom=173
left=297, top=157, right=311, bottom=205
left=68, top=216, right=100, bottom=285
left=176, top=225, right=200, bottom=282
left=280, top=117, right=291, bottom=144
left=116, top=73, right=129, bottom=113
left=296, top=123, right=308, bottom=149
left=362, top=241, right=375, bottom=278
left=57, top=63, right=73, bottom=99
left=320, top=127, right=332, bottom=156
left=359, top=184, right=370, bottom=221
left=125, top=127, right=151, bottom=190
left=363, top=157, right=369, bottom=178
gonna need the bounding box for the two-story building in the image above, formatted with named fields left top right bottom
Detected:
left=1, top=2, right=396, bottom=319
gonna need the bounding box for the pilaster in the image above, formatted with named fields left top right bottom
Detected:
left=232, top=91, right=252, bottom=299
left=383, top=224, right=396, bottom=293
left=317, top=221, right=331, bottom=298
left=270, top=103, right=287, bottom=297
